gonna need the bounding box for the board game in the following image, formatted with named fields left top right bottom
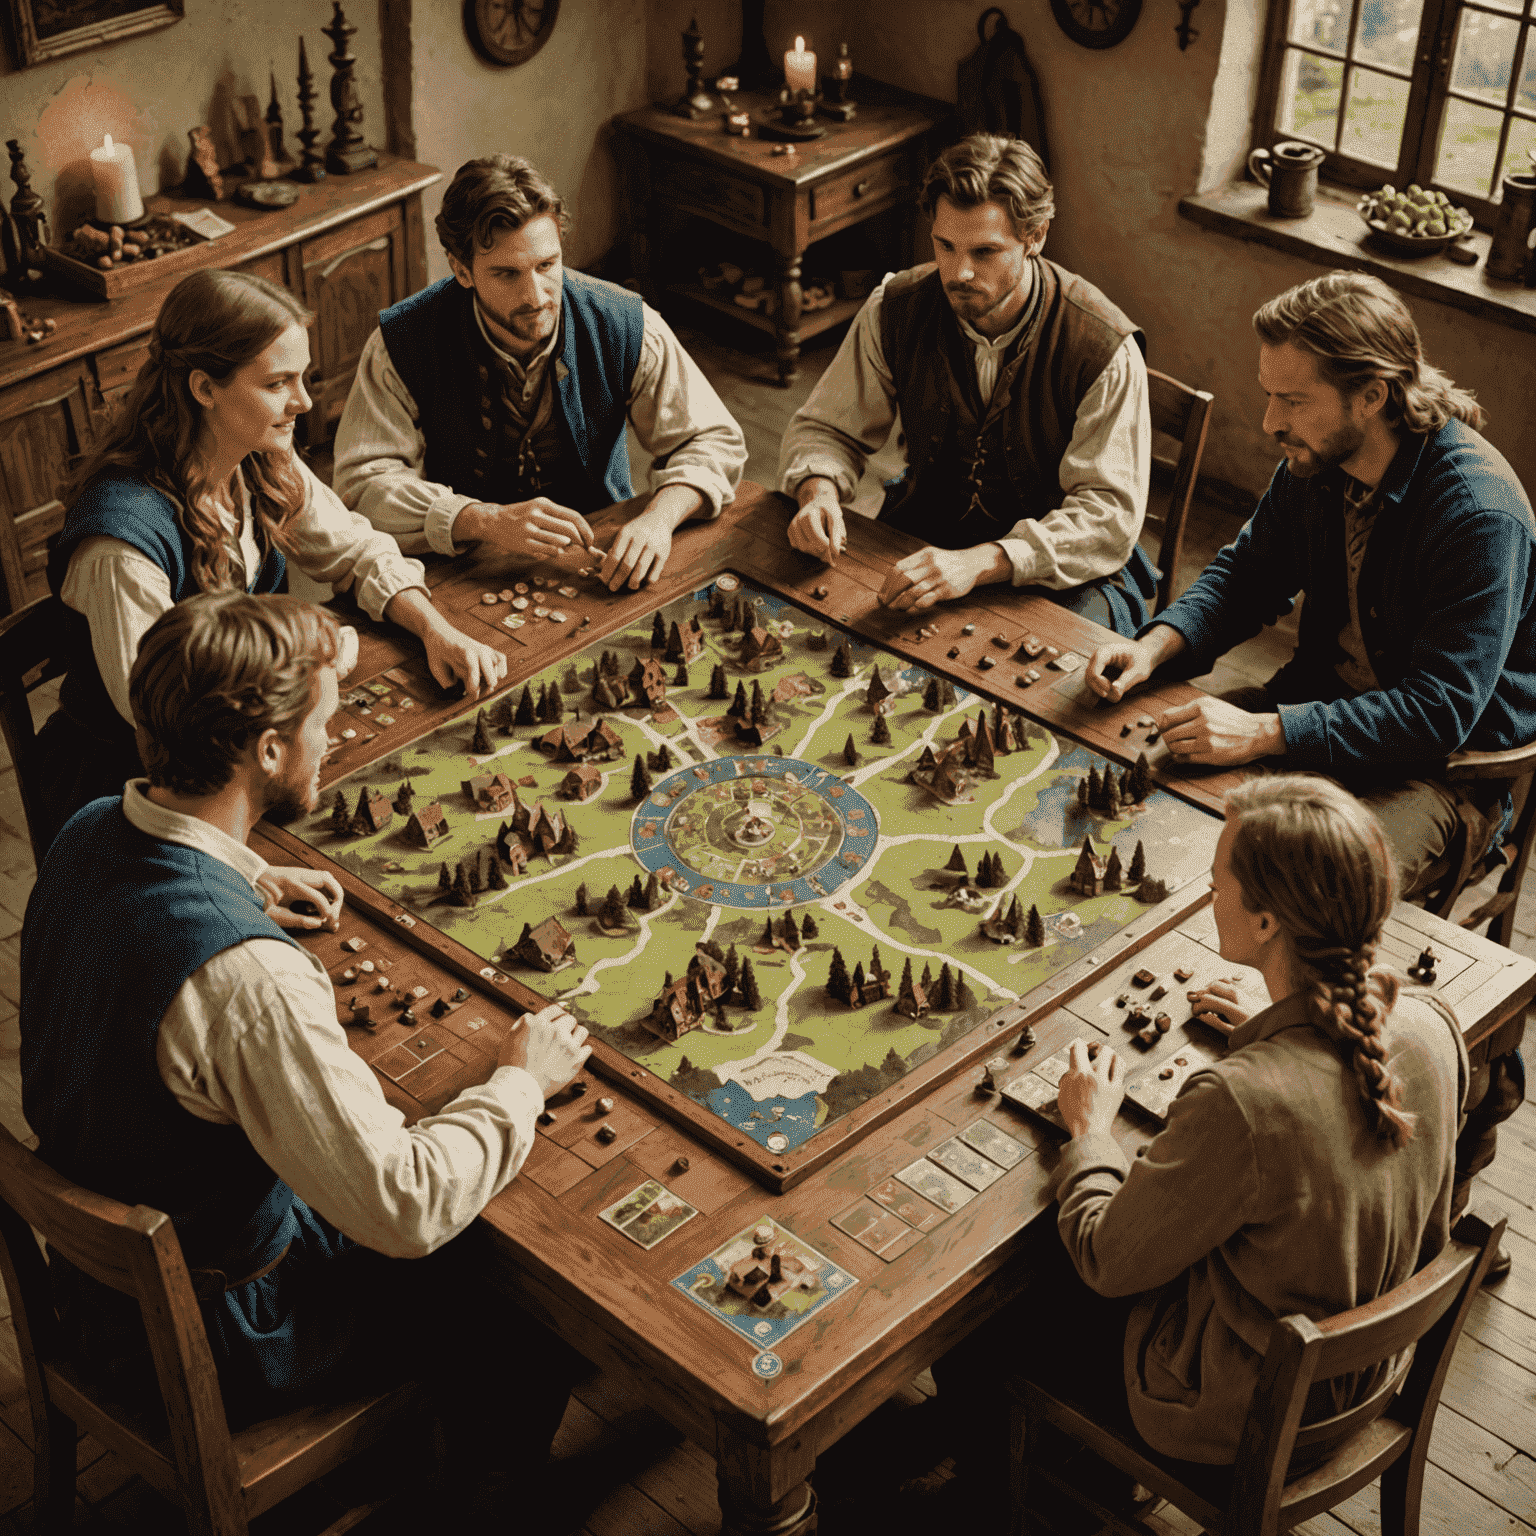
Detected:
left=293, top=574, right=1221, bottom=1188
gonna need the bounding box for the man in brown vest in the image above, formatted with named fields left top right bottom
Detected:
left=780, top=134, right=1157, bottom=634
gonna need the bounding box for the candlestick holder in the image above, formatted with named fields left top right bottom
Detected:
left=3, top=141, right=50, bottom=292
left=294, top=36, right=327, bottom=184
left=266, top=70, right=293, bottom=172
left=820, top=42, right=857, bottom=121
left=323, top=1, right=378, bottom=175
left=752, top=88, right=827, bottom=141
left=672, top=16, right=716, bottom=120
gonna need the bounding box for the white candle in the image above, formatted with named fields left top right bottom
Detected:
left=89, top=134, right=144, bottom=224
left=784, top=36, right=816, bottom=93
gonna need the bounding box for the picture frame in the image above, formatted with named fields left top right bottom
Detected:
left=6, top=0, right=183, bottom=67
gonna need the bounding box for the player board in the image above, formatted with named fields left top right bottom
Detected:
left=292, top=574, right=1221, bottom=1189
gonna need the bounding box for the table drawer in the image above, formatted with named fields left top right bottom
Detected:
left=653, top=159, right=766, bottom=230
left=301, top=205, right=400, bottom=273
left=94, top=336, right=152, bottom=393
left=810, top=153, right=908, bottom=225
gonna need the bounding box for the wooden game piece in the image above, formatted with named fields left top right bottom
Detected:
left=947, top=647, right=961, bottom=659
left=1135, top=1024, right=1159, bottom=1046
left=1132, top=968, right=1156, bottom=987
left=597, top=1096, right=615, bottom=1114
left=1173, top=966, right=1193, bottom=983
left=1155, top=1012, right=1172, bottom=1033
left=341, top=936, right=366, bottom=951
left=538, top=1111, right=556, bottom=1126
left=1086, top=1042, right=1101, bottom=1060
left=1149, top=984, right=1167, bottom=1001
left=674, top=1156, right=691, bottom=1173
left=753, top=1222, right=775, bottom=1244
left=1159, top=1066, right=1174, bottom=1080
left=961, top=623, right=976, bottom=635
left=595, top=1124, right=617, bottom=1144
left=1121, top=723, right=1132, bottom=736
left=571, top=1081, right=588, bottom=1096
left=813, top=585, right=829, bottom=598
left=977, top=656, right=995, bottom=670
left=1012, top=1025, right=1036, bottom=1054
left=358, top=960, right=375, bottom=973
left=399, top=1007, right=416, bottom=1026
left=1408, top=946, right=1439, bottom=984
left=293, top=35, right=326, bottom=183
left=1137, top=716, right=1154, bottom=727
left=340, top=967, right=357, bottom=983
left=1115, top=993, right=1128, bottom=1007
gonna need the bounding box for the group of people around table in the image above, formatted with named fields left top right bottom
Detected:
left=16, top=133, right=1532, bottom=1523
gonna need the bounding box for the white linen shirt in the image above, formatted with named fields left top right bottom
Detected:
left=777, top=271, right=1151, bottom=590
left=123, top=782, right=543, bottom=1259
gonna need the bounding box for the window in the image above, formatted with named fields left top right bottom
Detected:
left=1254, top=0, right=1536, bottom=224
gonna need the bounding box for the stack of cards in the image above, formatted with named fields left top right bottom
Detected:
left=876, top=1120, right=1032, bottom=1225
left=598, top=1179, right=700, bottom=1249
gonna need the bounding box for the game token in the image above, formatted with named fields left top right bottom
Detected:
left=342, top=937, right=366, bottom=952
left=766, top=1133, right=789, bottom=1152
left=514, top=582, right=529, bottom=593
left=399, top=1008, right=416, bottom=1026
left=1149, top=984, right=1167, bottom=1001
left=498, top=589, right=517, bottom=601
left=716, top=573, right=740, bottom=591
left=992, top=634, right=1009, bottom=647
left=578, top=567, right=591, bottom=577
left=753, top=1223, right=774, bottom=1244
left=1173, top=966, right=1193, bottom=983
left=340, top=728, right=357, bottom=739
left=596, top=1096, right=615, bottom=1114
left=549, top=610, right=566, bottom=622
left=359, top=961, right=375, bottom=973
left=558, top=585, right=577, bottom=598
left=961, top=623, right=976, bottom=635
left=1137, top=716, right=1154, bottom=727
left=1159, top=1067, right=1174, bottom=1080
left=481, top=593, right=499, bottom=605
left=570, top=1082, right=587, bottom=1095
left=533, top=606, right=549, bottom=617
left=752, top=1352, right=783, bottom=1379
left=812, top=585, right=829, bottom=599
left=340, top=967, right=357, bottom=983
left=947, top=647, right=960, bottom=659
left=1121, top=723, right=1132, bottom=736
left=595, top=1125, right=618, bottom=1144
left=538, top=1111, right=556, bottom=1126
left=503, top=616, right=526, bottom=629
left=1016, top=675, right=1032, bottom=687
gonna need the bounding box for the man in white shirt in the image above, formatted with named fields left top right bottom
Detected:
left=20, top=590, right=590, bottom=1520
left=780, top=133, right=1156, bottom=634
left=333, top=154, right=747, bottom=592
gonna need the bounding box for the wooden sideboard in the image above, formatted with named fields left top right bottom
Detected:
left=0, top=157, right=440, bottom=616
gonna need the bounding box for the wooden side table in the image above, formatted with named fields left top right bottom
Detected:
left=613, top=82, right=949, bottom=384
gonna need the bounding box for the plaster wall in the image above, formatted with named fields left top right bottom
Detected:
left=404, top=0, right=651, bottom=286
left=1, top=1, right=384, bottom=238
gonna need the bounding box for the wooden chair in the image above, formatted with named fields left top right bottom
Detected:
left=1419, top=741, right=1536, bottom=948
left=1007, top=1207, right=1505, bottom=1536
left=0, top=1122, right=418, bottom=1535
left=1146, top=368, right=1214, bottom=614
left=0, top=594, right=70, bottom=869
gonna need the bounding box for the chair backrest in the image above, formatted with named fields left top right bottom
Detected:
left=1228, top=1207, right=1506, bottom=1533
left=0, top=1121, right=247, bottom=1521
left=0, top=594, right=71, bottom=868
left=1146, top=368, right=1214, bottom=614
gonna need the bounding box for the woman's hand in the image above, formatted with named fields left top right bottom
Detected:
left=257, top=866, right=344, bottom=931
left=420, top=622, right=508, bottom=700
left=1057, top=1038, right=1125, bottom=1139
left=1187, top=979, right=1251, bottom=1036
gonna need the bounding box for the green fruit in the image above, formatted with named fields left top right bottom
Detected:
left=1427, top=219, right=1446, bottom=236
left=1408, top=183, right=1423, bottom=196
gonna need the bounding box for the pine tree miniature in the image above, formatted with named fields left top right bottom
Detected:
left=991, top=850, right=1007, bottom=885
left=487, top=854, right=507, bottom=890
left=702, top=938, right=725, bottom=962
left=708, top=664, right=729, bottom=699
left=453, top=862, right=476, bottom=908
left=691, top=613, right=702, bottom=634
left=781, top=909, right=800, bottom=948
left=1077, top=776, right=1090, bottom=809
left=843, top=733, right=859, bottom=767
left=937, top=962, right=956, bottom=1011
left=575, top=881, right=589, bottom=916
left=923, top=676, right=942, bottom=711
left=1007, top=894, right=1025, bottom=937
left=921, top=961, right=934, bottom=990
left=491, top=693, right=515, bottom=732
left=955, top=976, right=978, bottom=1012
left=643, top=871, right=660, bottom=910
left=830, top=640, right=853, bottom=678
left=600, top=885, right=628, bottom=928
left=535, top=682, right=552, bottom=723
left=630, top=755, right=652, bottom=799
left=651, top=611, right=668, bottom=649
left=939, top=678, right=957, bottom=706
left=1104, top=846, right=1123, bottom=891
left=801, top=913, right=819, bottom=940
left=623, top=874, right=643, bottom=909
left=739, top=959, right=762, bottom=1010
left=1105, top=780, right=1122, bottom=818
left=655, top=743, right=673, bottom=771
left=826, top=948, right=851, bottom=1004
left=724, top=945, right=740, bottom=999
left=900, top=957, right=914, bottom=996
left=1026, top=903, right=1046, bottom=947
left=762, top=916, right=775, bottom=949
left=728, top=681, right=749, bottom=718
left=438, top=861, right=451, bottom=890
left=945, top=844, right=968, bottom=874
left=674, top=662, right=689, bottom=687
left=514, top=684, right=537, bottom=727
left=851, top=961, right=867, bottom=999
left=546, top=678, right=563, bottom=722
left=468, top=857, right=483, bottom=894
left=708, top=589, right=725, bottom=620
left=329, top=789, right=350, bottom=835
left=395, top=779, right=415, bottom=815
left=870, top=944, right=884, bottom=979
left=749, top=679, right=765, bottom=720
left=352, top=786, right=373, bottom=826
left=975, top=852, right=993, bottom=889
left=1087, top=765, right=1102, bottom=808
left=871, top=713, right=892, bottom=746
left=1129, top=752, right=1152, bottom=805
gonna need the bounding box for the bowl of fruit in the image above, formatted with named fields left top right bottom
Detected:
left=1357, top=184, right=1474, bottom=256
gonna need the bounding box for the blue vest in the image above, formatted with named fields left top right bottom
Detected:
left=21, top=797, right=299, bottom=1275
left=48, top=473, right=287, bottom=749
left=378, top=270, right=643, bottom=511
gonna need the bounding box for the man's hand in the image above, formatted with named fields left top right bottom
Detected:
left=1187, top=979, right=1250, bottom=1036
left=600, top=505, right=674, bottom=591
left=1157, top=697, right=1284, bottom=767
left=457, top=498, right=595, bottom=559
left=879, top=542, right=1010, bottom=611
left=788, top=478, right=847, bottom=561
left=257, top=866, right=344, bottom=931
left=1086, top=637, right=1160, bottom=702
left=499, top=1004, right=591, bottom=1100
left=1056, top=1038, right=1125, bottom=1140
left=421, top=622, right=508, bottom=700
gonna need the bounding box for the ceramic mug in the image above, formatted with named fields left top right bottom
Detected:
left=1249, top=141, right=1326, bottom=218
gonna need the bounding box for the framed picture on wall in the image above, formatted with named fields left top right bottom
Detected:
left=6, top=0, right=183, bottom=66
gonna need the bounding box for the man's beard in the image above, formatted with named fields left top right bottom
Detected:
left=1277, top=418, right=1366, bottom=479
left=482, top=294, right=558, bottom=349
left=262, top=770, right=314, bottom=826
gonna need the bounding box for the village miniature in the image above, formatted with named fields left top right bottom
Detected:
left=350, top=786, right=392, bottom=836
left=538, top=718, right=624, bottom=763
left=629, top=656, right=669, bottom=708
left=1408, top=946, right=1439, bottom=984
left=403, top=802, right=448, bottom=849
left=664, top=619, right=704, bottom=665
left=1012, top=1024, right=1037, bottom=1053
left=726, top=1237, right=817, bottom=1309
left=512, top=916, right=576, bottom=972
left=740, top=624, right=785, bottom=671
left=558, top=764, right=602, bottom=801
left=462, top=772, right=517, bottom=814
left=893, top=958, right=929, bottom=1018
left=1068, top=836, right=1109, bottom=896
left=645, top=946, right=730, bottom=1040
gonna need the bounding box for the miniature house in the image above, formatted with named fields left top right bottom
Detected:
left=523, top=801, right=571, bottom=856
left=403, top=803, right=448, bottom=849
left=739, top=625, right=784, bottom=672
left=511, top=916, right=576, bottom=972
left=1069, top=837, right=1108, bottom=896
left=725, top=1241, right=816, bottom=1308
left=538, top=720, right=625, bottom=763
left=559, top=764, right=603, bottom=801
left=894, top=977, right=930, bottom=1019
left=461, top=772, right=517, bottom=814
left=664, top=620, right=704, bottom=665
left=592, top=673, right=631, bottom=710
left=351, top=788, right=393, bottom=836
left=628, top=657, right=669, bottom=708
left=644, top=949, right=728, bottom=1041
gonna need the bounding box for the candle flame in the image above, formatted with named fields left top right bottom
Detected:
left=795, top=36, right=804, bottom=50
left=103, top=134, right=114, bottom=150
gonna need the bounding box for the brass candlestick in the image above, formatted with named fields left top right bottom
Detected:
left=3, top=141, right=49, bottom=291
left=323, top=2, right=377, bottom=175
left=294, top=36, right=326, bottom=183
left=820, top=42, right=857, bottom=121
left=672, top=16, right=716, bottom=120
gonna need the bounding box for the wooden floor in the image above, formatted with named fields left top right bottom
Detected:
left=0, top=318, right=1529, bottom=1533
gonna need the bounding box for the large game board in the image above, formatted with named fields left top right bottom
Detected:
left=295, top=576, right=1220, bottom=1177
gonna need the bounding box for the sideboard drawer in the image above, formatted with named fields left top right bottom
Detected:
left=94, top=336, right=152, bottom=395
left=653, top=159, right=767, bottom=232
left=810, top=152, right=908, bottom=226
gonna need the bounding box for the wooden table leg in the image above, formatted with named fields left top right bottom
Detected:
left=774, top=248, right=803, bottom=387
left=716, top=1429, right=818, bottom=1536
left=717, top=1474, right=817, bottom=1536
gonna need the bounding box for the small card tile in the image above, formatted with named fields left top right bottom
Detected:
left=867, top=1177, right=947, bottom=1232
left=1000, top=1071, right=1067, bottom=1133
left=956, top=1119, right=1029, bottom=1170
left=598, top=1179, right=699, bottom=1250
left=832, top=1198, right=912, bottom=1256
left=928, top=1137, right=1007, bottom=1192
left=894, top=1158, right=977, bottom=1213
left=1031, top=1049, right=1073, bottom=1087
left=879, top=1225, right=925, bottom=1261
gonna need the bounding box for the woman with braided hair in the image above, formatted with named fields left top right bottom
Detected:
left=34, top=267, right=507, bottom=852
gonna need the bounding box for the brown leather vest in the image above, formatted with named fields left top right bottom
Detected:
left=878, top=258, right=1143, bottom=546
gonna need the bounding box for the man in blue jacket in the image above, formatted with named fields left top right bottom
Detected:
left=334, top=155, right=745, bottom=591
left=1087, top=270, right=1536, bottom=902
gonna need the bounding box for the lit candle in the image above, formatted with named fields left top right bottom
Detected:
left=89, top=134, right=144, bottom=224
left=784, top=36, right=816, bottom=93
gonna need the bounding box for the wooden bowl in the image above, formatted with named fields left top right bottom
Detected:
left=1357, top=198, right=1473, bottom=257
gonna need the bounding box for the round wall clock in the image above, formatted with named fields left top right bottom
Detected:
left=464, top=0, right=560, bottom=66
left=1049, top=0, right=1142, bottom=49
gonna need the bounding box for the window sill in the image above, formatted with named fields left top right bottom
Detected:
left=1178, top=182, right=1536, bottom=336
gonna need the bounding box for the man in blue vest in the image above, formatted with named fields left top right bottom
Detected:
left=21, top=590, right=591, bottom=1519
left=334, top=155, right=746, bottom=592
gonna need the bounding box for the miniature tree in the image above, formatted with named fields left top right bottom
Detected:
left=739, top=958, right=762, bottom=1010
left=870, top=944, right=884, bottom=980
left=1104, top=781, right=1122, bottom=819
left=801, top=913, right=819, bottom=940
left=486, top=853, right=507, bottom=890
left=655, top=743, right=673, bottom=771
left=599, top=885, right=628, bottom=928
left=534, top=682, right=552, bottom=723
left=923, top=676, right=942, bottom=711
left=945, top=845, right=968, bottom=875
left=939, top=678, right=957, bottom=707
left=452, top=862, right=476, bottom=908
left=627, top=874, right=645, bottom=909
left=708, top=589, right=725, bottom=620
left=630, top=755, right=653, bottom=800
left=491, top=693, right=515, bottom=732
left=749, top=679, right=765, bottom=719
left=708, top=664, right=729, bottom=699
left=574, top=881, right=589, bottom=916
left=674, top=662, right=689, bottom=687
left=395, top=780, right=415, bottom=815
left=921, top=961, right=933, bottom=990
left=851, top=961, right=867, bottom=1000
left=1119, top=767, right=1133, bottom=803
left=651, top=611, right=668, bottom=649
left=826, top=948, right=851, bottom=1004
left=514, top=685, right=537, bottom=727
left=724, top=945, right=740, bottom=1000
left=1129, top=840, right=1147, bottom=883
left=1026, top=904, right=1046, bottom=947
left=1129, top=752, right=1153, bottom=805
left=329, top=790, right=351, bottom=835
left=728, top=681, right=749, bottom=718
left=1103, top=847, right=1123, bottom=892
left=871, top=713, right=892, bottom=746
left=830, top=641, right=853, bottom=678
left=1086, top=765, right=1102, bottom=808
left=781, top=910, right=800, bottom=948
left=975, top=852, right=993, bottom=889
left=936, top=963, right=956, bottom=1011
left=1077, top=776, right=1090, bottom=809
left=954, top=976, right=978, bottom=1012
left=438, top=861, right=451, bottom=890
left=762, top=916, right=775, bottom=949
left=702, top=938, right=725, bottom=962
left=546, top=678, right=564, bottom=722
left=992, top=852, right=1007, bottom=885
left=468, top=857, right=483, bottom=894
left=899, top=957, right=914, bottom=996
left=843, top=734, right=859, bottom=767
left=643, top=871, right=660, bottom=910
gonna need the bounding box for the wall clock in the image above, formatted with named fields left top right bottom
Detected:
left=1049, top=0, right=1142, bottom=49
left=464, top=0, right=560, bottom=66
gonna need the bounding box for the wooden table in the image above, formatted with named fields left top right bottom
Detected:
left=612, top=81, right=949, bottom=385
left=259, top=484, right=1535, bottom=1535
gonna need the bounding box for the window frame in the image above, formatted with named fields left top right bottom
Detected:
left=1252, top=0, right=1536, bottom=227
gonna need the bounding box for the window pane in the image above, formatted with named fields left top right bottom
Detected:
left=1342, top=67, right=1413, bottom=161
left=1435, top=95, right=1508, bottom=192
left=1356, top=0, right=1427, bottom=71
left=1451, top=9, right=1520, bottom=105
left=1290, top=0, right=1353, bottom=50
left=1497, top=113, right=1536, bottom=184
left=1279, top=49, right=1344, bottom=145
left=1520, top=27, right=1536, bottom=109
